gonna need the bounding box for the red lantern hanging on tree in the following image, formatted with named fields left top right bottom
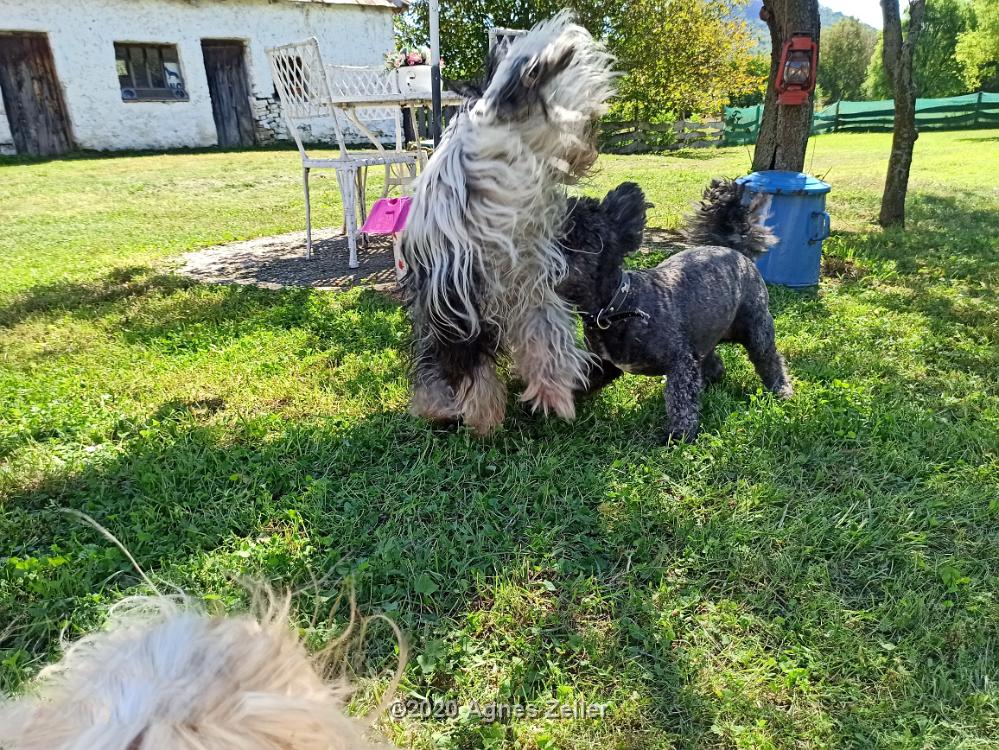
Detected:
left=776, top=33, right=818, bottom=106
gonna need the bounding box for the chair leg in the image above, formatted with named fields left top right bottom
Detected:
left=303, top=166, right=312, bottom=261
left=357, top=168, right=369, bottom=251
left=337, top=168, right=360, bottom=269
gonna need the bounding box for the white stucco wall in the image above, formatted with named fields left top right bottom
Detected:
left=0, top=93, right=13, bottom=154
left=0, top=0, right=396, bottom=151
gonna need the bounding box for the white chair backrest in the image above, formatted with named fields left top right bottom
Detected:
left=326, top=64, right=397, bottom=100
left=489, top=28, right=528, bottom=57
left=267, top=38, right=349, bottom=157
left=326, top=65, right=403, bottom=150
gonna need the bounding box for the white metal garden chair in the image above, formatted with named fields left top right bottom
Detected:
left=266, top=39, right=418, bottom=267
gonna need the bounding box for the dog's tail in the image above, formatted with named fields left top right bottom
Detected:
left=683, top=178, right=775, bottom=259
left=602, top=181, right=647, bottom=254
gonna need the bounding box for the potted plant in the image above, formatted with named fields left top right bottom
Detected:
left=385, top=46, right=441, bottom=96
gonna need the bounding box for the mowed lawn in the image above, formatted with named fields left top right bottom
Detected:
left=2, top=131, right=997, bottom=749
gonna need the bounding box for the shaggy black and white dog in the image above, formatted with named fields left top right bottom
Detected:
left=558, top=179, right=794, bottom=441
left=400, top=12, right=615, bottom=435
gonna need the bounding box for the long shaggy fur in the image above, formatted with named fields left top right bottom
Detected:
left=0, top=594, right=392, bottom=750
left=402, top=10, right=616, bottom=434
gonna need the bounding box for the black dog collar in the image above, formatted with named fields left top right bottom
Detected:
left=581, top=272, right=650, bottom=330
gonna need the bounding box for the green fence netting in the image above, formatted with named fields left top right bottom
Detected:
left=724, top=92, right=999, bottom=146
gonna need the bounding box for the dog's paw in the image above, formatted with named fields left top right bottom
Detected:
left=774, top=382, right=794, bottom=400
left=461, top=401, right=507, bottom=437
left=660, top=426, right=697, bottom=445
left=409, top=384, right=460, bottom=423
left=520, top=382, right=577, bottom=421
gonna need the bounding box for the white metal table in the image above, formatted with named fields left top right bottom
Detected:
left=328, top=90, right=463, bottom=167
left=319, top=89, right=462, bottom=267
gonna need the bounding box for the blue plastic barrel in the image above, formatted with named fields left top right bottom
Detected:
left=736, top=171, right=831, bottom=288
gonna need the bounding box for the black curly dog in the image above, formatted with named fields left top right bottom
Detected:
left=557, top=179, right=793, bottom=442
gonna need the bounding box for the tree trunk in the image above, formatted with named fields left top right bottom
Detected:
left=879, top=0, right=926, bottom=228
left=752, top=0, right=821, bottom=173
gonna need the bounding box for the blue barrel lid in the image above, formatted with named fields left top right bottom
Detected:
left=737, top=170, right=831, bottom=196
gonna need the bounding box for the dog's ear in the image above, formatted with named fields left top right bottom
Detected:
left=445, top=78, right=484, bottom=103
left=490, top=46, right=575, bottom=118
left=449, top=42, right=510, bottom=106
left=602, top=182, right=647, bottom=256
left=521, top=46, right=574, bottom=91
left=748, top=192, right=772, bottom=221
left=483, top=43, right=507, bottom=88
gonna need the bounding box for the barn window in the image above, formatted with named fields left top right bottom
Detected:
left=115, top=43, right=188, bottom=101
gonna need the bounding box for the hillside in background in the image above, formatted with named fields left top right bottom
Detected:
left=741, top=1, right=878, bottom=52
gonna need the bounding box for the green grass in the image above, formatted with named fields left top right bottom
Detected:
left=2, top=130, right=998, bottom=749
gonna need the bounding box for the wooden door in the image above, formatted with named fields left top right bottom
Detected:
left=202, top=41, right=255, bottom=147
left=0, top=34, right=73, bottom=156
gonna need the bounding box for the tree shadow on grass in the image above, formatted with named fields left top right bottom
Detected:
left=0, top=266, right=195, bottom=328
left=0, top=142, right=302, bottom=168
left=0, top=404, right=721, bottom=745
left=661, top=148, right=722, bottom=161
left=821, top=194, right=998, bottom=379
left=843, top=192, right=999, bottom=282
left=0, top=265, right=405, bottom=358
left=3, top=230, right=996, bottom=744
left=954, top=134, right=999, bottom=144
left=113, top=284, right=404, bottom=358
left=0, top=268, right=406, bottom=459
left=3, top=361, right=994, bottom=745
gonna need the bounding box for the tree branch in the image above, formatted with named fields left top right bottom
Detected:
left=881, top=0, right=903, bottom=88
left=904, top=0, right=927, bottom=68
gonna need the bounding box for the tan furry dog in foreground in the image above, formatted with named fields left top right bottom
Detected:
left=0, top=596, right=398, bottom=750
left=1, top=513, right=403, bottom=750
left=0, top=591, right=402, bottom=750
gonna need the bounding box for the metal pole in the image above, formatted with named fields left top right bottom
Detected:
left=429, top=0, right=442, bottom=146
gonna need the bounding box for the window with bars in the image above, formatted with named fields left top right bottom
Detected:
left=115, top=43, right=187, bottom=101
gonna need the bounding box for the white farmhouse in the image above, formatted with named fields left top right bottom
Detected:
left=0, top=0, right=403, bottom=155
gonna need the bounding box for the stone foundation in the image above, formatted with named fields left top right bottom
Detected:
left=252, top=95, right=288, bottom=144
left=250, top=96, right=377, bottom=146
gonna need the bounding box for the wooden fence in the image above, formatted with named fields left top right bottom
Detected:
left=388, top=92, right=998, bottom=154
left=599, top=119, right=724, bottom=154
left=409, top=111, right=726, bottom=153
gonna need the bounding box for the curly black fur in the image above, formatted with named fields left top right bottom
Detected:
left=683, top=178, right=775, bottom=259
left=558, top=179, right=792, bottom=442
